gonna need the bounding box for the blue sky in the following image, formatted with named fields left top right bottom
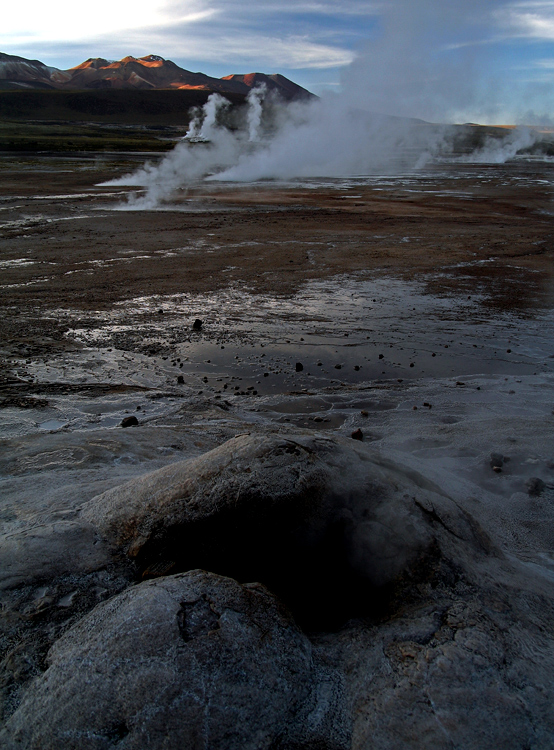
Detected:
left=2, top=0, right=554, bottom=122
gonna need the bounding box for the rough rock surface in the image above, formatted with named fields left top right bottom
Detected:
left=1, top=570, right=348, bottom=750
left=2, top=431, right=554, bottom=748
left=83, top=432, right=468, bottom=579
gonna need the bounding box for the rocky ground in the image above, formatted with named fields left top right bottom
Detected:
left=1, top=153, right=554, bottom=748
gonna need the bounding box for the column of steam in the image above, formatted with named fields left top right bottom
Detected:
left=184, top=107, right=202, bottom=139
left=247, top=84, right=266, bottom=142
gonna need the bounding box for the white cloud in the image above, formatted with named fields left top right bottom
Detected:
left=78, top=28, right=354, bottom=69
left=1, top=0, right=356, bottom=70
left=497, top=1, right=554, bottom=39
left=1, top=1, right=215, bottom=45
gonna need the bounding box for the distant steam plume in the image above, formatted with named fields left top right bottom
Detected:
left=104, top=1, right=551, bottom=206
left=246, top=84, right=266, bottom=142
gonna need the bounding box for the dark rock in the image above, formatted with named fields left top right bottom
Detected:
left=177, top=375, right=185, bottom=384
left=120, top=416, right=138, bottom=428
left=1, top=571, right=348, bottom=750
left=351, top=429, right=363, bottom=441
left=378, top=354, right=384, bottom=360
left=490, top=453, right=504, bottom=469
left=526, top=477, right=546, bottom=496
left=295, top=362, right=304, bottom=372
left=192, top=319, right=203, bottom=330
left=335, top=364, right=342, bottom=370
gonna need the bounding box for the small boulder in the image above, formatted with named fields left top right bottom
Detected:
left=192, top=319, right=203, bottom=331
left=526, top=477, right=546, bottom=496
left=1, top=571, right=347, bottom=750
left=121, top=416, right=138, bottom=428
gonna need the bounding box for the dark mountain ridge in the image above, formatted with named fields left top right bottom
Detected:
left=0, top=52, right=313, bottom=100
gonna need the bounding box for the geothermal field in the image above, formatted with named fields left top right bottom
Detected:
left=1, top=95, right=554, bottom=748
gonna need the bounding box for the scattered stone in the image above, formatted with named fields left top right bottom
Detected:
left=295, top=362, right=304, bottom=372
left=120, top=416, right=138, bottom=428
left=379, top=354, right=384, bottom=360
left=360, top=410, right=369, bottom=417
left=351, top=428, right=363, bottom=441
left=177, top=375, right=185, bottom=385
left=490, top=453, right=504, bottom=469
left=157, top=309, right=164, bottom=314
left=354, top=365, right=361, bottom=371
left=526, top=477, right=546, bottom=496
left=335, top=364, right=342, bottom=370
left=192, top=319, right=203, bottom=330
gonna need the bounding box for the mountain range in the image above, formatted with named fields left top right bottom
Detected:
left=0, top=53, right=313, bottom=100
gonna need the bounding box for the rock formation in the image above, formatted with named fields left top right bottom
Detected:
left=1, top=431, right=553, bottom=748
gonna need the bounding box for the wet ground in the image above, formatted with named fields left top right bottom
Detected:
left=0, top=153, right=553, bottom=439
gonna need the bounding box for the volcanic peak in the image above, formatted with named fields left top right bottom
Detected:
left=0, top=51, right=314, bottom=99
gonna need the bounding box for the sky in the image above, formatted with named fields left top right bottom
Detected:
left=2, top=0, right=554, bottom=123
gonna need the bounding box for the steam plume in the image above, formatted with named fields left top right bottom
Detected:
left=246, top=84, right=266, bottom=142
left=103, top=0, right=551, bottom=208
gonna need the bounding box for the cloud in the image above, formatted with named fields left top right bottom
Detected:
left=497, top=1, right=554, bottom=39
left=1, top=0, right=357, bottom=71
left=2, top=0, right=553, bottom=122
left=1, top=0, right=215, bottom=45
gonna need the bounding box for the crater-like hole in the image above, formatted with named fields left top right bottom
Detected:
left=136, top=502, right=394, bottom=632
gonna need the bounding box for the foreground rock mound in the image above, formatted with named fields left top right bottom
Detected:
left=83, top=432, right=485, bottom=626
left=2, top=431, right=553, bottom=748
left=1, top=570, right=347, bottom=749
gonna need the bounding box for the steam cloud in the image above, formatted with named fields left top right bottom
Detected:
left=104, top=1, right=551, bottom=208
left=106, top=90, right=542, bottom=208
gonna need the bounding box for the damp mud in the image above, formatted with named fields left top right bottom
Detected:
left=1, top=154, right=553, bottom=440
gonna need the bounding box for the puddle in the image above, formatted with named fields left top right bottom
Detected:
left=57, top=275, right=554, bottom=398
left=39, top=419, right=68, bottom=431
